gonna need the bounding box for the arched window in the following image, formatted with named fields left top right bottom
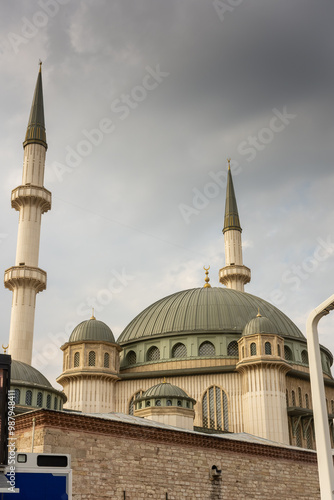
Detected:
left=265, top=342, right=272, bottom=355
left=306, top=426, right=313, bottom=450
left=46, top=394, right=51, bottom=409
left=291, top=390, right=296, bottom=407
left=104, top=352, right=110, bottom=368
left=298, top=387, right=302, bottom=408
left=301, top=350, right=308, bottom=365
left=199, top=341, right=216, bottom=357
left=284, top=346, right=293, bottom=361
left=277, top=344, right=281, bottom=357
left=147, top=346, right=160, bottom=362
left=129, top=391, right=143, bottom=415
left=227, top=341, right=238, bottom=357
left=172, top=343, right=187, bottom=358
left=202, top=386, right=228, bottom=431
left=286, top=389, right=289, bottom=407
left=250, top=342, right=257, bottom=356
left=167, top=400, right=172, bottom=406
left=295, top=422, right=302, bottom=448
left=74, top=352, right=80, bottom=367
left=14, top=389, right=20, bottom=405
left=126, top=350, right=137, bottom=365
left=155, top=400, right=161, bottom=406
left=37, top=392, right=43, bottom=407
left=88, top=351, right=96, bottom=366
left=25, top=390, right=32, bottom=406
left=305, top=394, right=309, bottom=409
left=54, top=397, right=58, bottom=410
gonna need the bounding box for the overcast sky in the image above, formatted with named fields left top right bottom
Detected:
left=0, top=0, right=334, bottom=387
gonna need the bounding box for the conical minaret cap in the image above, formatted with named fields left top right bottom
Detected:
left=23, top=62, right=47, bottom=149
left=223, top=162, right=241, bottom=234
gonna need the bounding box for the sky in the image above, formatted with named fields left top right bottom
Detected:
left=0, top=0, right=333, bottom=387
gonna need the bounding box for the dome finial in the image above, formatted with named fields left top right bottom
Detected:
left=227, top=157, right=231, bottom=170
left=203, top=266, right=211, bottom=288
left=90, top=307, right=96, bottom=320
left=257, top=308, right=262, bottom=317
left=163, top=377, right=166, bottom=383
left=2, top=344, right=9, bottom=354
left=39, top=59, right=42, bottom=72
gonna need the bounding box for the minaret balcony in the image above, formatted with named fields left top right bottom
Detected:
left=11, top=185, right=51, bottom=213
left=219, top=264, right=251, bottom=285
left=4, top=265, right=47, bottom=292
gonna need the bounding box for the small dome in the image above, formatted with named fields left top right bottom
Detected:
left=243, top=314, right=278, bottom=336
left=69, top=317, right=115, bottom=343
left=143, top=382, right=190, bottom=399
left=11, top=360, right=52, bottom=388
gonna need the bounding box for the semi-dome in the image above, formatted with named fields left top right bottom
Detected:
left=69, top=317, right=115, bottom=343
left=11, top=360, right=52, bottom=388
left=118, top=287, right=303, bottom=344
left=242, top=314, right=278, bottom=336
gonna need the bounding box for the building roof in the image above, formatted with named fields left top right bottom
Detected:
left=242, top=313, right=278, bottom=336
left=223, top=165, right=241, bottom=233
left=118, top=286, right=304, bottom=344
left=11, top=360, right=52, bottom=388
left=23, top=63, right=47, bottom=149
left=142, top=382, right=190, bottom=399
left=69, top=317, right=116, bottom=343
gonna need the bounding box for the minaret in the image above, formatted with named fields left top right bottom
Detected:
left=4, top=63, right=51, bottom=365
left=219, top=159, right=250, bottom=291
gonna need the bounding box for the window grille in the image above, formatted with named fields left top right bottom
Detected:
left=129, top=391, right=143, bottom=415
left=305, top=394, right=309, bottom=409
left=25, top=390, right=32, bottom=406
left=227, top=341, right=238, bottom=357
left=172, top=343, right=187, bottom=358
left=74, top=352, right=80, bottom=367
left=277, top=344, right=281, bottom=357
left=155, top=400, right=161, bottom=406
left=301, top=350, right=308, bottom=365
left=284, top=346, right=293, bottom=361
left=331, top=400, right=334, bottom=414
left=167, top=400, right=172, bottom=406
left=306, top=426, right=313, bottom=449
left=126, top=351, right=137, bottom=365
left=147, top=346, right=160, bottom=361
left=54, top=397, right=58, bottom=410
left=104, top=352, right=110, bottom=368
left=14, top=389, right=20, bottom=404
left=250, top=342, right=257, bottom=356
left=199, top=341, right=216, bottom=357
left=88, top=351, right=96, bottom=366
left=286, top=390, right=289, bottom=407
left=295, top=423, right=302, bottom=448
left=47, top=394, right=51, bottom=409
left=202, top=386, right=229, bottom=431
left=291, top=390, right=296, bottom=407
left=37, top=392, right=43, bottom=407
left=298, top=387, right=302, bottom=407
left=265, top=342, right=272, bottom=355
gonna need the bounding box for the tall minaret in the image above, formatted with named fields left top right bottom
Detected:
left=4, top=63, right=51, bottom=365
left=219, top=159, right=250, bottom=291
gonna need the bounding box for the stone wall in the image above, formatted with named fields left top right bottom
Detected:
left=14, top=410, right=321, bottom=500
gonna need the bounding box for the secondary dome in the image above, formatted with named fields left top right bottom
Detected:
left=143, top=382, right=190, bottom=399
left=118, top=287, right=303, bottom=343
left=69, top=317, right=115, bottom=343
left=243, top=314, right=278, bottom=336
left=11, top=360, right=52, bottom=388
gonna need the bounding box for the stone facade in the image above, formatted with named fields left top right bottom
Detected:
left=14, top=409, right=322, bottom=500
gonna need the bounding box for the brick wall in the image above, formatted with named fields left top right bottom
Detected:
left=14, top=410, right=320, bottom=500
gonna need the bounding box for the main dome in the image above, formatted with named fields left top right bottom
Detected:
left=118, top=287, right=303, bottom=343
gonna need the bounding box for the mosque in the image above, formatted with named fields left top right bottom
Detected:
left=5, top=65, right=334, bottom=459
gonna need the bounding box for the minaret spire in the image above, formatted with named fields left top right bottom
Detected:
left=219, top=159, right=250, bottom=292
left=4, top=64, right=51, bottom=365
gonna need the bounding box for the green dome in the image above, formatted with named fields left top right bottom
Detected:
left=118, top=287, right=303, bottom=344
left=143, top=382, right=190, bottom=399
left=11, top=360, right=52, bottom=388
left=69, top=318, right=115, bottom=343
left=243, top=314, right=278, bottom=336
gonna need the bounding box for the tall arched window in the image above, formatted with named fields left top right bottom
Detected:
left=298, top=387, right=302, bottom=407
left=199, top=341, right=216, bottom=357
left=37, top=392, right=43, bottom=407
left=104, top=352, right=110, bottom=368
left=74, top=352, right=80, bottom=367
left=54, top=397, right=58, bottom=410
left=227, top=341, right=238, bottom=357
left=46, top=394, right=51, bottom=409
left=286, top=389, right=289, bottom=407
left=305, top=394, right=309, bottom=409
left=88, top=351, right=96, bottom=366
left=129, top=391, right=143, bottom=415
left=25, top=390, right=32, bottom=406
left=265, top=342, right=272, bottom=355
left=291, top=390, right=296, bottom=407
left=14, top=389, right=20, bottom=405
left=202, top=386, right=228, bottom=431
left=250, top=342, right=257, bottom=356
left=301, top=350, right=308, bottom=365
left=126, top=350, right=137, bottom=365
left=172, top=343, right=187, bottom=358
left=277, top=344, right=281, bottom=357
left=284, top=346, right=293, bottom=361
left=147, top=346, right=160, bottom=361
left=295, top=422, right=302, bottom=448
